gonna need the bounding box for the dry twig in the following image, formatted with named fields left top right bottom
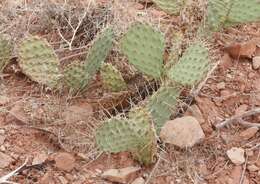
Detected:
left=215, top=108, right=260, bottom=129
left=0, top=158, right=28, bottom=184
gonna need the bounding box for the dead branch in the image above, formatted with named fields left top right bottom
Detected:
left=215, top=108, right=260, bottom=129
left=0, top=158, right=28, bottom=184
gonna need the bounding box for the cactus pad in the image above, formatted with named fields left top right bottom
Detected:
left=96, top=107, right=156, bottom=165
left=228, top=0, right=260, bottom=26
left=147, top=86, right=181, bottom=133
left=63, top=61, right=91, bottom=91
left=152, top=0, right=186, bottom=15
left=100, top=63, right=127, bottom=92
left=85, top=28, right=114, bottom=78
left=64, top=28, right=114, bottom=92
left=18, top=36, right=61, bottom=88
left=168, top=42, right=210, bottom=86
left=207, top=0, right=260, bottom=31
left=0, top=35, right=12, bottom=72
left=120, top=23, right=165, bottom=79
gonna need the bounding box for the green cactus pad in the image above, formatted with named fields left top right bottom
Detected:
left=63, top=61, right=91, bottom=91
left=63, top=28, right=114, bottom=92
left=168, top=42, right=210, bottom=86
left=96, top=107, right=156, bottom=165
left=128, top=107, right=157, bottom=165
left=0, top=35, right=12, bottom=72
left=18, top=36, right=61, bottom=88
left=85, top=28, right=114, bottom=77
left=120, top=23, right=165, bottom=79
left=147, top=86, right=181, bottom=133
left=152, top=0, right=186, bottom=15
left=207, top=0, right=260, bottom=31
left=206, top=0, right=230, bottom=31
left=100, top=63, right=127, bottom=92
left=228, top=0, right=260, bottom=25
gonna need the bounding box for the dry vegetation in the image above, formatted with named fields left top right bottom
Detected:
left=0, top=0, right=260, bottom=184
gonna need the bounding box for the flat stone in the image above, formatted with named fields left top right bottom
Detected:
left=160, top=116, right=205, bottom=148
left=227, top=147, right=245, bottom=165
left=0, top=152, right=14, bottom=168
left=54, top=152, right=75, bottom=172
left=247, top=164, right=259, bottom=172
left=131, top=177, right=145, bottom=184
left=32, top=152, right=48, bottom=165
left=102, top=166, right=141, bottom=184
left=0, top=96, right=10, bottom=106
left=253, top=56, right=260, bottom=70
left=239, top=127, right=259, bottom=140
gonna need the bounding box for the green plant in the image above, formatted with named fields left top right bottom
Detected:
left=207, top=0, right=260, bottom=31
left=168, top=42, right=210, bottom=86
left=120, top=23, right=165, bottom=79
left=0, top=35, right=12, bottom=72
left=64, top=28, right=114, bottom=92
left=18, top=36, right=61, bottom=88
left=152, top=0, right=186, bottom=15
left=147, top=86, right=181, bottom=133
left=96, top=107, right=156, bottom=165
left=100, top=63, right=127, bottom=92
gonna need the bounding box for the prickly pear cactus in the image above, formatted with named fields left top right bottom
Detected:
left=100, top=63, right=127, bottom=92
left=96, top=107, right=156, bottom=165
left=64, top=28, right=114, bottom=92
left=18, top=36, right=61, bottom=88
left=128, top=107, right=157, bottom=165
left=152, top=0, right=186, bottom=15
left=85, top=27, right=114, bottom=78
left=63, top=61, right=91, bottom=91
left=120, top=23, right=165, bottom=79
left=168, top=42, right=209, bottom=86
left=207, top=0, right=260, bottom=31
left=0, top=35, right=12, bottom=72
left=147, top=86, right=181, bottom=133
left=227, top=0, right=260, bottom=26
left=206, top=0, right=230, bottom=31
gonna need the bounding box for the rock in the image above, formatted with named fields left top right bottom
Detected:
left=0, top=152, right=14, bottom=168
left=32, top=152, right=48, bottom=165
left=227, top=147, right=245, bottom=165
left=219, top=53, right=233, bottom=71
left=0, top=129, right=5, bottom=135
left=62, top=104, right=93, bottom=123
left=216, top=82, right=226, bottom=90
left=131, top=177, right=145, bottom=184
left=239, top=127, right=259, bottom=140
left=102, top=166, right=141, bottom=184
left=224, top=41, right=257, bottom=59
left=0, top=135, right=5, bottom=145
left=252, top=56, right=260, bottom=70
left=0, top=96, right=10, bottom=106
left=184, top=105, right=205, bottom=124
left=247, top=164, right=259, bottom=172
left=54, top=152, right=75, bottom=172
left=160, top=116, right=205, bottom=148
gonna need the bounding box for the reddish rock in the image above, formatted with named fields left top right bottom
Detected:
left=54, top=152, right=75, bottom=172
left=102, top=166, right=141, bottom=184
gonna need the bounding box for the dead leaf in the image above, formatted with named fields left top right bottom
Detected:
left=224, top=41, right=256, bottom=59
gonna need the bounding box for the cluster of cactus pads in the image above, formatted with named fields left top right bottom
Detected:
left=96, top=0, right=260, bottom=164
left=207, top=0, right=260, bottom=31
left=96, top=22, right=210, bottom=165
left=0, top=0, right=259, bottom=165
